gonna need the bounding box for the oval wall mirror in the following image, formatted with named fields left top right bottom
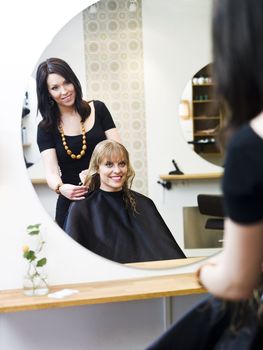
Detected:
left=179, top=63, right=225, bottom=167
left=23, top=0, right=221, bottom=269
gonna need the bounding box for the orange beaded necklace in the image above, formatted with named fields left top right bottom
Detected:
left=58, top=121, right=87, bottom=160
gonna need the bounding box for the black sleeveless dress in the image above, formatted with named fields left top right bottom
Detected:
left=37, top=100, right=116, bottom=228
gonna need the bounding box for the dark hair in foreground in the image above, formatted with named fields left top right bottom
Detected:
left=212, top=0, right=263, bottom=327
left=36, top=57, right=91, bottom=131
left=84, top=140, right=137, bottom=212
left=213, top=0, right=263, bottom=145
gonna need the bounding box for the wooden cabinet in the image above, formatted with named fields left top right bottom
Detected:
left=191, top=64, right=223, bottom=155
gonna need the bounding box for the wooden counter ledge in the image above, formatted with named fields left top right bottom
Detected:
left=0, top=272, right=205, bottom=314
left=159, top=172, right=223, bottom=181
left=126, top=257, right=204, bottom=269
left=31, top=178, right=47, bottom=185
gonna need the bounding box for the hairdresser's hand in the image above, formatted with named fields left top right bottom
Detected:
left=79, top=169, right=88, bottom=184
left=59, top=184, right=88, bottom=200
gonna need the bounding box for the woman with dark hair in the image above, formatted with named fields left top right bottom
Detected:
left=146, top=0, right=263, bottom=348
left=36, top=57, right=121, bottom=228
left=64, top=140, right=186, bottom=264
left=196, top=0, right=263, bottom=300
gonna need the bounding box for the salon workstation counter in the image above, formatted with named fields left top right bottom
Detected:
left=159, top=171, right=223, bottom=181
left=0, top=257, right=205, bottom=314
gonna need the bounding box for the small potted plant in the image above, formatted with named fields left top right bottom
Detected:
left=22, top=224, right=49, bottom=296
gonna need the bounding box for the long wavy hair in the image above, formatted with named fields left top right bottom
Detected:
left=36, top=57, right=91, bottom=131
left=213, top=0, right=263, bottom=147
left=212, top=0, right=263, bottom=327
left=84, top=140, right=136, bottom=211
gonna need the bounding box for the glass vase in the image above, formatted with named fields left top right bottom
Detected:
left=23, top=224, right=49, bottom=296
left=23, top=265, right=49, bottom=296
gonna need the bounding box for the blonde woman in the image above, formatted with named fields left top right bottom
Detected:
left=64, top=140, right=185, bottom=264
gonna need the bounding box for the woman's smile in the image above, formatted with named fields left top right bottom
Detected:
left=98, top=158, right=127, bottom=192
left=62, top=94, right=72, bottom=101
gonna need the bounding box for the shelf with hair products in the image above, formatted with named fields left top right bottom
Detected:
left=191, top=63, right=225, bottom=155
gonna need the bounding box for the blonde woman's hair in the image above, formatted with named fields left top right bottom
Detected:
left=84, top=140, right=136, bottom=211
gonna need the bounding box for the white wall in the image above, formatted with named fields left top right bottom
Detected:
left=143, top=0, right=217, bottom=177
left=0, top=295, right=208, bottom=350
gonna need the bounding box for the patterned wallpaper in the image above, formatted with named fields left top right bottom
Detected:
left=83, top=0, right=147, bottom=194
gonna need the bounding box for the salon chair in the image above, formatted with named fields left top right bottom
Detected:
left=197, top=194, right=224, bottom=230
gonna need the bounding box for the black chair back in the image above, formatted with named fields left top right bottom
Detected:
left=197, top=194, right=224, bottom=230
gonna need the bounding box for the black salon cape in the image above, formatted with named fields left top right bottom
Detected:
left=64, top=189, right=186, bottom=263
left=145, top=296, right=263, bottom=350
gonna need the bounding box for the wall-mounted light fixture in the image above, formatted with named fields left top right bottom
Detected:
left=128, top=0, right=138, bottom=12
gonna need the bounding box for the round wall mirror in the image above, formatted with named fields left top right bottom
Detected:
left=179, top=63, right=225, bottom=167
left=22, top=0, right=221, bottom=268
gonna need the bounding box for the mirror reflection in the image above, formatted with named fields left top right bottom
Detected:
left=179, top=63, right=225, bottom=167
left=64, top=139, right=186, bottom=263
left=36, top=57, right=122, bottom=228
left=23, top=0, right=222, bottom=268
left=22, top=78, right=41, bottom=169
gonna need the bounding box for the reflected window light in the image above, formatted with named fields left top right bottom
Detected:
left=179, top=100, right=190, bottom=120
left=129, top=0, right=138, bottom=12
